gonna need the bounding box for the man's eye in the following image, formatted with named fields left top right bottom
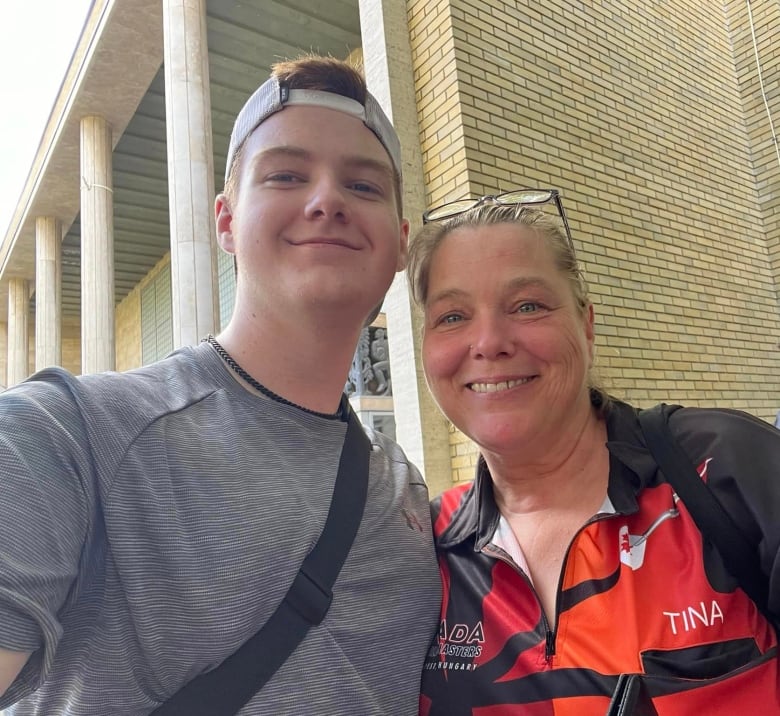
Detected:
left=440, top=314, right=463, bottom=325
left=350, top=182, right=379, bottom=194
left=267, top=173, right=299, bottom=183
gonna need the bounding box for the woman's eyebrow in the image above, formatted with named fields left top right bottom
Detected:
left=505, top=276, right=555, bottom=293
left=426, top=276, right=556, bottom=307
left=426, top=287, right=469, bottom=305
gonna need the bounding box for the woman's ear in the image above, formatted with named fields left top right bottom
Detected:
left=585, top=302, right=596, bottom=365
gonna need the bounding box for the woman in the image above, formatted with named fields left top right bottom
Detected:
left=410, top=189, right=779, bottom=715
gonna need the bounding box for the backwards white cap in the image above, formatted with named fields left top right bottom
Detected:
left=224, top=77, right=402, bottom=184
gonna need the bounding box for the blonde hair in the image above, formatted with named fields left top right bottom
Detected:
left=408, top=202, right=588, bottom=308
left=408, top=200, right=611, bottom=414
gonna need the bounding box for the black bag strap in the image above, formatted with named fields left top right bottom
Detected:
left=637, top=404, right=774, bottom=626
left=605, top=673, right=657, bottom=716
left=151, top=401, right=371, bottom=716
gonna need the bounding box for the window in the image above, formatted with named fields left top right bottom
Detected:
left=367, top=411, right=396, bottom=441
left=140, top=264, right=173, bottom=364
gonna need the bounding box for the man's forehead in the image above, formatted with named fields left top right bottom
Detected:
left=242, top=109, right=396, bottom=172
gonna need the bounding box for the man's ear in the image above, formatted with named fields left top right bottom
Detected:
left=215, top=194, right=235, bottom=253
left=396, top=218, right=410, bottom=272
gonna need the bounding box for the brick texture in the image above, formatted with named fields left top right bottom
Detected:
left=407, top=0, right=780, bottom=487
left=115, top=252, right=171, bottom=371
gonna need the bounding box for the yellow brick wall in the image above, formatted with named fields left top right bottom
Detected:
left=726, top=0, right=780, bottom=283
left=62, top=317, right=81, bottom=375
left=408, top=0, right=780, bottom=487
left=115, top=252, right=171, bottom=372
left=115, top=281, right=142, bottom=372
left=408, top=0, right=471, bottom=201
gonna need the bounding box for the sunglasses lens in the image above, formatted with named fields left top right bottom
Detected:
left=500, top=189, right=553, bottom=204
left=424, top=199, right=479, bottom=222
left=421, top=190, right=571, bottom=257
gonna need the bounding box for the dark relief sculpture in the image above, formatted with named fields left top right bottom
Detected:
left=346, top=326, right=392, bottom=397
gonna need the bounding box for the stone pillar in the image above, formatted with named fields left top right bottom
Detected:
left=80, top=115, right=115, bottom=374
left=359, top=0, right=453, bottom=494
left=0, top=322, right=7, bottom=389
left=35, top=216, right=62, bottom=371
left=7, top=278, right=30, bottom=386
left=162, top=0, right=219, bottom=347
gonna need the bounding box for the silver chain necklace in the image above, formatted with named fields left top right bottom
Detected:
left=203, top=335, right=344, bottom=420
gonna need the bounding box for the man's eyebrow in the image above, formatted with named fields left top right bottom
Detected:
left=342, top=156, right=395, bottom=182
left=249, top=146, right=311, bottom=170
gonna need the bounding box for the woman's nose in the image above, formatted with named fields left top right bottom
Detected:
left=469, top=316, right=515, bottom=359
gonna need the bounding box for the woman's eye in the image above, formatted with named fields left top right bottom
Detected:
left=517, top=302, right=539, bottom=314
left=440, top=314, right=463, bottom=325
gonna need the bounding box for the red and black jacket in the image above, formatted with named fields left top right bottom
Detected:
left=420, top=399, right=780, bottom=715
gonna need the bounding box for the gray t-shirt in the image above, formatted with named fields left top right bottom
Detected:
left=0, top=343, right=441, bottom=715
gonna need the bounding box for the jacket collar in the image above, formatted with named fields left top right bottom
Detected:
left=436, top=396, right=662, bottom=551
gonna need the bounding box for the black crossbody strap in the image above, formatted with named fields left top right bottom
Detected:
left=637, top=404, right=772, bottom=625
left=152, top=402, right=371, bottom=716
left=605, top=673, right=657, bottom=716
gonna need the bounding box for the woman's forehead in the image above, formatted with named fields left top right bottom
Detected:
left=435, top=223, right=550, bottom=262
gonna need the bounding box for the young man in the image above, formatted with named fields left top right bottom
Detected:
left=0, top=56, right=441, bottom=715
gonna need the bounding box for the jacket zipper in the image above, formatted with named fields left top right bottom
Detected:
left=480, top=544, right=557, bottom=661
left=482, top=512, right=619, bottom=663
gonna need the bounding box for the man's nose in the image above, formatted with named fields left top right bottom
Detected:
left=303, top=177, right=350, bottom=221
